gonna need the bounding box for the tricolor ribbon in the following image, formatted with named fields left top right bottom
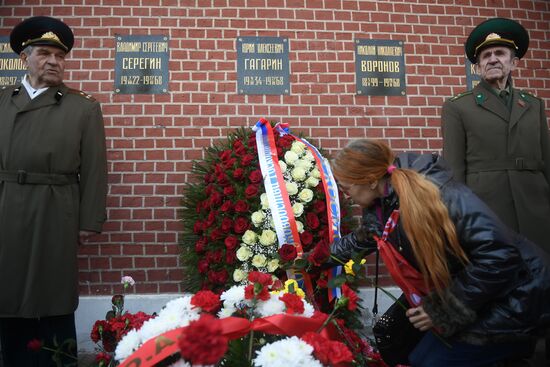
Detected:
left=274, top=123, right=344, bottom=302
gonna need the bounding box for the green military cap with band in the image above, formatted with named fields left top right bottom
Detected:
left=9, top=16, right=74, bottom=55
left=465, top=17, right=529, bottom=63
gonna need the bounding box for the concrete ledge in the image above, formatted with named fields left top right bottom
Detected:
left=76, top=287, right=401, bottom=353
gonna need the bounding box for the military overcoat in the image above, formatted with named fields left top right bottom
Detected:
left=442, top=82, right=550, bottom=253
left=0, top=83, right=107, bottom=318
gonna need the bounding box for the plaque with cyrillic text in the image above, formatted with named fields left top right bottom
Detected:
left=237, top=37, right=289, bottom=95
left=0, top=37, right=26, bottom=87
left=355, top=39, right=406, bottom=96
left=114, top=35, right=169, bottom=94
left=465, top=59, right=481, bottom=90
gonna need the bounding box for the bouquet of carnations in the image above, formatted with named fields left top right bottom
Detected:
left=113, top=271, right=387, bottom=367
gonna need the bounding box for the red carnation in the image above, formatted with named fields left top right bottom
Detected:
left=95, top=352, right=112, bottom=365
left=179, top=314, right=228, bottom=365
left=341, top=284, right=359, bottom=311
left=279, top=293, right=305, bottom=314
left=27, top=338, right=43, bottom=352
left=278, top=134, right=294, bottom=148
left=244, top=283, right=270, bottom=301
left=278, top=244, right=298, bottom=262
left=191, top=290, right=221, bottom=313
left=248, top=271, right=273, bottom=286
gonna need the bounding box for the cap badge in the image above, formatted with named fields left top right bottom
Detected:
left=485, top=33, right=501, bottom=41
left=22, top=31, right=64, bottom=48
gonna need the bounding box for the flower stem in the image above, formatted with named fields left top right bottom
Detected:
left=41, top=346, right=78, bottom=360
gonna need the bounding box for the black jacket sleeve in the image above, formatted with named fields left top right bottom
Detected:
left=330, top=210, right=380, bottom=262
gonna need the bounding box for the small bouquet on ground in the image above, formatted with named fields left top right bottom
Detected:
left=90, top=276, right=155, bottom=366
left=113, top=271, right=387, bottom=367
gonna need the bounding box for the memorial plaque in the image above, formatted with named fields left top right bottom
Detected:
left=114, top=35, right=169, bottom=94
left=237, top=37, right=289, bottom=95
left=465, top=59, right=480, bottom=90
left=0, top=36, right=26, bottom=87
left=355, top=39, right=406, bottom=96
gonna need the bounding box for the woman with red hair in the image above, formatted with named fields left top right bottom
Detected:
left=330, top=139, right=550, bottom=367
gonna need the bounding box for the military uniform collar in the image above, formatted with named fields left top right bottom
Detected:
left=21, top=74, right=49, bottom=99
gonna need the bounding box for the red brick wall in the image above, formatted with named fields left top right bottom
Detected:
left=1, top=0, right=549, bottom=295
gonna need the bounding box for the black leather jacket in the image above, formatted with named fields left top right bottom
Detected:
left=331, top=152, right=550, bottom=344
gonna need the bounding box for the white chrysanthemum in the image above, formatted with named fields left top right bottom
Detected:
left=302, top=301, right=315, bottom=317
left=114, top=329, right=141, bottom=361
left=168, top=360, right=193, bottom=367
left=254, top=336, right=321, bottom=367
left=305, top=176, right=320, bottom=188
left=290, top=141, right=306, bottom=155
left=252, top=254, right=267, bottom=267
left=256, top=295, right=285, bottom=317
left=286, top=181, right=298, bottom=195
left=220, top=285, right=247, bottom=308
left=251, top=210, right=266, bottom=227
left=278, top=160, right=287, bottom=173
left=260, top=193, right=270, bottom=209
left=298, top=188, right=314, bottom=203
left=236, top=245, right=253, bottom=261
left=295, top=220, right=304, bottom=233
left=292, top=202, right=304, bottom=217
left=233, top=268, right=247, bottom=282
left=266, top=258, right=279, bottom=272
left=217, top=306, right=236, bottom=318
left=259, top=229, right=277, bottom=246
left=290, top=167, right=307, bottom=182
left=311, top=167, right=321, bottom=179
left=242, top=230, right=257, bottom=245
left=284, top=151, right=299, bottom=166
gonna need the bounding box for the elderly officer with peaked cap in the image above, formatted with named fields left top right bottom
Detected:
left=442, top=18, right=550, bottom=254
left=0, top=16, right=107, bottom=365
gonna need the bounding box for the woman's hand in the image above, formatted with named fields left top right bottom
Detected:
left=406, top=306, right=433, bottom=331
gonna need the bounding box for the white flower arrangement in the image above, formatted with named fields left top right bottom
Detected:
left=253, top=336, right=323, bottom=367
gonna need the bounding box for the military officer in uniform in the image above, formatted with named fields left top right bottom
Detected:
left=442, top=17, right=550, bottom=365
left=0, top=16, right=107, bottom=365
left=442, top=18, right=550, bottom=254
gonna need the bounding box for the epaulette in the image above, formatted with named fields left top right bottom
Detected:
left=67, top=88, right=96, bottom=101
left=449, top=90, right=473, bottom=102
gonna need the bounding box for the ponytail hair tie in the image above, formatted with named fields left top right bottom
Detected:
left=387, top=165, right=397, bottom=175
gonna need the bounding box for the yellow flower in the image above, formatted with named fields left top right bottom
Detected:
left=344, top=259, right=366, bottom=275
left=284, top=279, right=305, bottom=298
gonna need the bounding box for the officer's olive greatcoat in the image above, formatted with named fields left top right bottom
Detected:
left=0, top=83, right=107, bottom=318
left=442, top=82, right=550, bottom=253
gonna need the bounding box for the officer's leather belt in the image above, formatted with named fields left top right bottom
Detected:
left=0, top=170, right=79, bottom=185
left=467, top=158, right=544, bottom=173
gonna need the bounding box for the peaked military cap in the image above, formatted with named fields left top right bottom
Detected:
left=9, top=16, right=74, bottom=55
left=465, top=17, right=529, bottom=63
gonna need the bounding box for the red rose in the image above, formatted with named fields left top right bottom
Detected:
left=219, top=149, right=232, bottom=162
left=223, top=185, right=236, bottom=196
left=313, top=200, right=326, bottom=213
left=179, top=314, right=228, bottom=365
left=249, top=169, right=263, bottom=184
left=240, top=153, right=255, bottom=166
left=233, top=217, right=250, bottom=233
left=225, top=251, right=236, bottom=264
left=305, top=212, right=320, bottom=229
left=27, top=338, right=43, bottom=352
left=220, top=200, right=233, bottom=212
left=209, top=191, right=223, bottom=207
left=279, top=293, right=305, bottom=314
left=308, top=240, right=330, bottom=266
left=220, top=217, right=234, bottom=232
left=234, top=200, right=250, bottom=213
left=341, top=284, right=359, bottom=311
left=204, top=173, right=214, bottom=184
left=232, top=168, right=245, bottom=180
left=223, top=157, right=236, bottom=169
left=214, top=269, right=228, bottom=284
left=300, top=231, right=314, bottom=247
left=278, top=244, right=298, bottom=262
left=195, top=237, right=208, bottom=253
left=244, top=184, right=259, bottom=198
left=247, top=134, right=256, bottom=148
left=224, top=235, right=238, bottom=250
left=216, top=172, right=229, bottom=186
left=191, top=290, right=221, bottom=313
left=198, top=259, right=209, bottom=274
left=233, top=139, right=247, bottom=156
left=209, top=228, right=224, bottom=241
left=193, top=220, right=203, bottom=234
